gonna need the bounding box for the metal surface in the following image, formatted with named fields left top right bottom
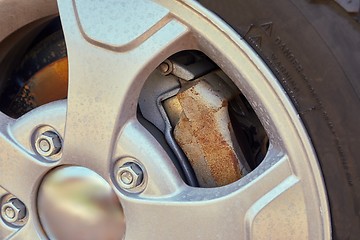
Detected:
left=116, top=162, right=144, bottom=190
left=0, top=0, right=331, bottom=240
left=158, top=60, right=173, bottom=75
left=0, top=26, right=67, bottom=118
left=32, top=125, right=63, bottom=162
left=35, top=131, right=62, bottom=158
left=165, top=51, right=217, bottom=80
left=139, top=70, right=198, bottom=186
left=21, top=57, right=68, bottom=109
left=37, top=166, right=125, bottom=240
left=1, top=198, right=26, bottom=225
left=170, top=72, right=249, bottom=187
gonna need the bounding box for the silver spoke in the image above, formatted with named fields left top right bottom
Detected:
left=8, top=217, right=42, bottom=240
left=114, top=119, right=186, bottom=198
left=122, top=153, right=304, bottom=240
left=0, top=113, right=48, bottom=204
left=0, top=188, right=15, bottom=239
left=57, top=0, right=191, bottom=176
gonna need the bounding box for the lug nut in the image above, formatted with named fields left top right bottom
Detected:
left=1, top=198, right=26, bottom=224
left=116, top=162, right=144, bottom=190
left=35, top=131, right=62, bottom=158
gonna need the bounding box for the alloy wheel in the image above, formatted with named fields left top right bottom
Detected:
left=0, top=1, right=331, bottom=239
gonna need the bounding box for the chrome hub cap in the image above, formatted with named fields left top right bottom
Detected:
left=37, top=166, right=125, bottom=240
left=0, top=0, right=331, bottom=239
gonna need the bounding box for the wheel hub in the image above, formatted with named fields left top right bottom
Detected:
left=37, top=166, right=125, bottom=240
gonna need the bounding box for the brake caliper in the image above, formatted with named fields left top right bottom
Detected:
left=139, top=51, right=267, bottom=188
left=164, top=71, right=249, bottom=187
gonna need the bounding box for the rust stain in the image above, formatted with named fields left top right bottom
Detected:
left=9, top=57, right=69, bottom=117
left=174, top=80, right=245, bottom=187
left=27, top=57, right=69, bottom=106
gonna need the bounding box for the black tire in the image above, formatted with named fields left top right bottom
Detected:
left=197, top=0, right=360, bottom=239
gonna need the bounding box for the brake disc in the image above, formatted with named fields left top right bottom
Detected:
left=0, top=29, right=67, bottom=118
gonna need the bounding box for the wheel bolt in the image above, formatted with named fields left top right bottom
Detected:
left=116, top=162, right=144, bottom=190
left=159, top=60, right=172, bottom=75
left=39, top=139, right=51, bottom=152
left=120, top=171, right=134, bottom=185
left=35, top=131, right=62, bottom=158
left=1, top=198, right=26, bottom=224
left=4, top=207, right=15, bottom=219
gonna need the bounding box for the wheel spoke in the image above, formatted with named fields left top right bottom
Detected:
left=0, top=188, right=15, bottom=239
left=114, top=119, right=185, bottom=197
left=121, top=152, right=306, bottom=240
left=8, top=217, right=42, bottom=240
left=0, top=113, right=48, bottom=204
left=57, top=0, right=191, bottom=175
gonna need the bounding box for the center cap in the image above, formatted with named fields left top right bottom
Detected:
left=37, top=166, right=125, bottom=240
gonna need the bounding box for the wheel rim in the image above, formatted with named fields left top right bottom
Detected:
left=0, top=0, right=331, bottom=239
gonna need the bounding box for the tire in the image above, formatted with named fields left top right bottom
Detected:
left=198, top=0, right=360, bottom=239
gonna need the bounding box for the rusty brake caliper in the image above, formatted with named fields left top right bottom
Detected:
left=166, top=72, right=250, bottom=187
left=139, top=52, right=252, bottom=187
